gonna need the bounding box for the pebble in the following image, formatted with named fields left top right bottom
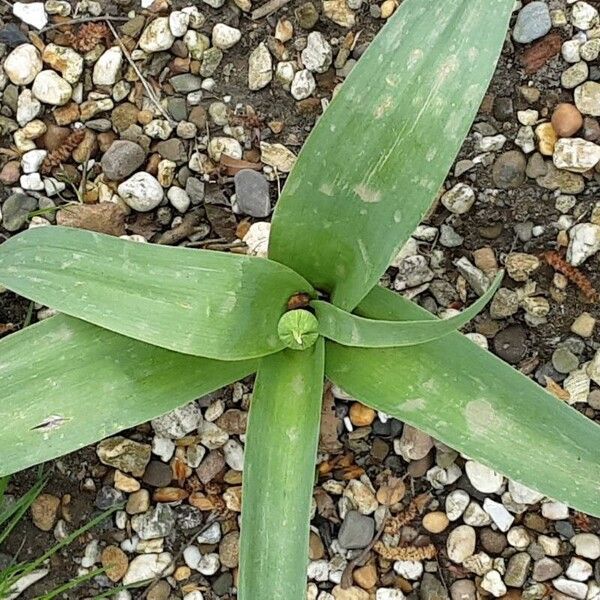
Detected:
left=338, top=511, right=375, bottom=549
left=561, top=61, right=589, bottom=89
left=553, top=138, right=600, bottom=172
left=244, top=221, right=270, bottom=256
left=32, top=70, right=72, bottom=105
left=480, top=570, right=506, bottom=597
left=572, top=534, right=600, bottom=559
left=465, top=461, right=503, bottom=494
left=101, top=140, right=146, bottom=181
left=93, top=47, right=123, bottom=86
left=450, top=580, right=476, bottom=600
left=567, top=223, right=600, bottom=266
left=2, top=192, right=38, bottom=231
left=422, top=511, right=449, bottom=534
left=131, top=504, right=175, bottom=540
left=218, top=531, right=239, bottom=568
left=102, top=546, right=129, bottom=582
left=446, top=490, right=470, bottom=521
left=223, top=439, right=244, bottom=471
left=419, top=573, right=449, bottom=600
left=394, top=560, right=423, bottom=581
left=212, top=24, right=241, bottom=49
left=167, top=187, right=190, bottom=213
left=260, top=142, right=297, bottom=172
left=291, top=69, right=316, bottom=100
left=376, top=589, right=404, bottom=600
left=508, top=480, right=543, bottom=505
left=552, top=577, right=588, bottom=599
left=492, top=151, right=526, bottom=188
left=31, top=494, right=60, bottom=531
left=13, top=1, right=47, bottom=29
left=552, top=103, right=583, bottom=137
left=571, top=312, right=595, bottom=338
left=17, top=89, right=41, bottom=127
left=575, top=82, right=600, bottom=116
left=140, top=17, right=175, bottom=53
left=169, top=11, right=189, bottom=37
left=152, top=404, right=203, bottom=438
left=463, top=501, right=492, bottom=527
left=123, top=553, right=173, bottom=585
left=572, top=1, right=599, bottom=30
left=96, top=436, right=151, bottom=477
left=126, top=489, right=150, bottom=515
left=483, top=498, right=514, bottom=532
left=533, top=557, right=562, bottom=581
left=3, top=44, right=42, bottom=85
left=42, top=44, right=83, bottom=84
left=512, top=1, right=551, bottom=43
left=301, top=31, right=332, bottom=73
left=541, top=500, right=569, bottom=520
left=447, top=525, right=476, bottom=563
left=118, top=172, right=164, bottom=212
left=566, top=557, right=593, bottom=581
left=441, top=183, right=475, bottom=214
left=332, top=586, right=369, bottom=600
left=248, top=43, right=272, bottom=91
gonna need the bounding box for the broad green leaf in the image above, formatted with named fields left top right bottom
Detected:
left=325, top=286, right=600, bottom=517
left=0, top=227, right=314, bottom=360
left=239, top=341, right=324, bottom=600
left=313, top=272, right=501, bottom=347
left=269, top=0, right=513, bottom=310
left=0, top=315, right=256, bottom=477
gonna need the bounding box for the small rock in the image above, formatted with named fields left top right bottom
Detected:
left=32, top=70, right=72, bottom=105
left=233, top=170, right=270, bottom=217
left=168, top=187, right=190, bottom=213
left=552, top=577, right=588, bottom=599
left=93, top=47, right=123, bottom=86
left=552, top=103, right=583, bottom=137
left=419, top=573, right=449, bottom=600
left=480, top=570, right=506, bottom=598
left=554, top=138, right=600, bottom=173
left=566, top=557, right=593, bottom=581
left=533, top=557, right=562, bottom=581
left=561, top=61, right=589, bottom=90
left=450, top=580, right=476, bottom=600
left=56, top=203, right=126, bottom=236
left=131, top=504, right=175, bottom=540
left=212, top=24, right=241, bottom=50
left=248, top=42, right=272, bottom=91
left=447, top=525, right=476, bottom=564
left=219, top=531, right=239, bottom=568
left=13, top=1, right=47, bottom=29
left=301, top=31, right=332, bottom=73
left=541, top=500, right=569, bottom=520
left=291, top=69, right=316, bottom=100
left=42, top=44, right=83, bottom=84
left=17, top=89, right=41, bottom=127
left=31, top=494, right=60, bottom=531
left=446, top=490, right=470, bottom=521
left=513, top=1, right=551, bottom=44
left=118, top=172, right=164, bottom=212
left=140, top=17, right=174, bottom=53
left=260, top=142, right=296, bottom=172
left=572, top=1, right=599, bottom=30
left=3, top=44, right=42, bottom=85
left=571, top=312, right=596, bottom=338
left=323, top=0, right=355, bottom=27
left=505, top=252, right=540, bottom=282
left=97, top=436, right=151, bottom=477
left=441, top=183, right=475, bottom=214
left=422, top=511, right=449, bottom=534
left=483, top=498, right=514, bottom=532
left=575, top=82, right=600, bottom=116
left=2, top=193, right=37, bottom=231
left=102, top=546, right=129, bottom=582
left=572, top=533, right=600, bottom=559
left=243, top=221, right=271, bottom=257
left=123, top=553, right=173, bottom=585
left=338, top=511, right=375, bottom=549
left=395, top=425, right=433, bottom=461
left=101, top=140, right=146, bottom=181
left=126, top=489, right=150, bottom=515
left=493, top=151, right=526, bottom=188
left=567, top=223, right=600, bottom=266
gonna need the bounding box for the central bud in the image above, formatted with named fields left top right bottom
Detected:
left=278, top=309, right=319, bottom=350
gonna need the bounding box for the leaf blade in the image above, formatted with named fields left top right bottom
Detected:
left=325, top=286, right=600, bottom=516
left=0, top=227, right=314, bottom=360
left=269, top=0, right=513, bottom=310
left=239, top=341, right=324, bottom=600
left=0, top=316, right=256, bottom=476
left=313, top=272, right=502, bottom=347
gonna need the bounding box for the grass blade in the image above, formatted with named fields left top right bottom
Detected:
left=325, top=286, right=600, bottom=517
left=313, top=272, right=501, bottom=347
left=239, top=341, right=325, bottom=600
left=0, top=227, right=314, bottom=360
left=269, top=0, right=513, bottom=310
left=0, top=315, right=256, bottom=477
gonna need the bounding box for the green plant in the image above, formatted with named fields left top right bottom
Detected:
left=0, top=472, right=120, bottom=598
left=0, top=1, right=599, bottom=598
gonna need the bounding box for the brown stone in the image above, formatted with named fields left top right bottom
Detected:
left=111, top=102, right=139, bottom=132
left=31, top=493, right=61, bottom=531
left=0, top=161, right=21, bottom=185
left=152, top=487, right=189, bottom=502
left=72, top=129, right=98, bottom=163
left=216, top=409, right=247, bottom=435
left=41, top=124, right=72, bottom=152
left=97, top=131, right=117, bottom=152
left=552, top=103, right=583, bottom=138
left=422, top=511, right=449, bottom=534
left=376, top=478, right=406, bottom=506
left=188, top=106, right=207, bottom=129
left=196, top=450, right=225, bottom=484
left=353, top=564, right=377, bottom=590
left=520, top=32, right=563, bottom=74
left=57, top=203, right=127, bottom=236
left=54, top=102, right=80, bottom=126
left=101, top=546, right=129, bottom=582
left=309, top=531, right=325, bottom=560
left=219, top=531, right=240, bottom=568
left=349, top=402, right=376, bottom=427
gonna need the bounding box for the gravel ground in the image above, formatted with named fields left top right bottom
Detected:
left=1, top=0, right=600, bottom=598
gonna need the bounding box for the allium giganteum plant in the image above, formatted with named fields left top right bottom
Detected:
left=1, top=1, right=599, bottom=598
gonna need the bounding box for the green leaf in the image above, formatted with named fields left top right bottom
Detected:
left=0, top=227, right=314, bottom=360
left=269, top=0, right=513, bottom=310
left=325, top=286, right=600, bottom=517
left=313, top=271, right=502, bottom=347
left=239, top=341, right=324, bottom=600
left=0, top=315, right=256, bottom=477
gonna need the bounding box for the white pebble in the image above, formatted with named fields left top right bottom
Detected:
left=465, top=461, right=503, bottom=494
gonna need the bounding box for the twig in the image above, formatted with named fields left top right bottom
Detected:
left=105, top=20, right=175, bottom=125
left=251, top=0, right=291, bottom=20
left=40, top=15, right=128, bottom=32
left=185, top=237, right=227, bottom=248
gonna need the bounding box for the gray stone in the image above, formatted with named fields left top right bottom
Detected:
left=156, top=139, right=187, bottom=163
left=420, top=574, right=450, bottom=600
left=512, top=1, right=551, bottom=44
left=490, top=288, right=519, bottom=319
left=2, top=193, right=37, bottom=231
left=533, top=557, right=562, bottom=582
left=337, top=510, right=374, bottom=549
left=200, top=47, right=223, bottom=77
left=493, top=151, right=527, bottom=189
left=170, top=73, right=202, bottom=93
left=505, top=553, right=532, bottom=587
left=95, top=486, right=125, bottom=510
left=143, top=461, right=173, bottom=487
left=233, top=170, right=270, bottom=217
left=248, top=43, right=272, bottom=91
left=152, top=403, right=203, bottom=438
left=552, top=347, right=579, bottom=374
left=185, top=177, right=205, bottom=205
left=450, top=580, right=476, bottom=600
left=101, top=140, right=146, bottom=181
left=131, top=504, right=175, bottom=540
left=118, top=172, right=163, bottom=212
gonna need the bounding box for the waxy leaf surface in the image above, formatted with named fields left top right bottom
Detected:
left=239, top=341, right=324, bottom=600
left=313, top=272, right=501, bottom=347
left=269, top=0, right=513, bottom=310
left=0, top=227, right=313, bottom=360
left=325, top=286, right=600, bottom=517
left=0, top=315, right=256, bottom=476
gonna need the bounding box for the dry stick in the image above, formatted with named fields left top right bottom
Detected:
left=105, top=20, right=175, bottom=125
left=251, top=0, right=291, bottom=20
left=40, top=15, right=128, bottom=32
